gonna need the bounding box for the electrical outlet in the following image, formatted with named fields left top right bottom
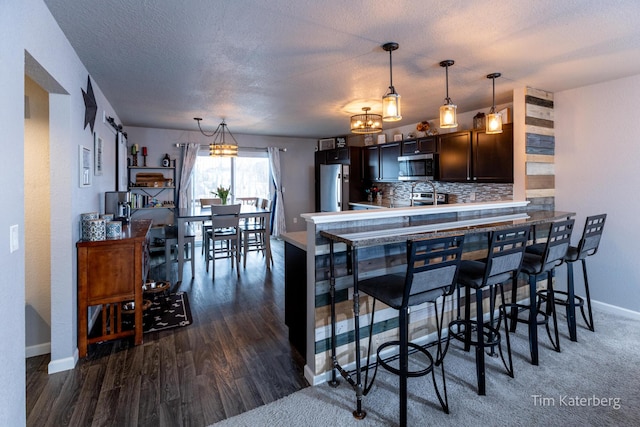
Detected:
left=293, top=217, right=298, bottom=224
left=470, top=192, right=476, bottom=202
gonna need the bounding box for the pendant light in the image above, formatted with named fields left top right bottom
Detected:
left=439, top=60, right=458, bottom=128
left=382, top=42, right=402, bottom=121
left=194, top=118, right=239, bottom=157
left=485, top=73, right=503, bottom=134
left=350, top=107, right=383, bottom=134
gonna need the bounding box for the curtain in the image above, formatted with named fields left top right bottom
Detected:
left=267, top=147, right=286, bottom=237
left=178, top=143, right=199, bottom=209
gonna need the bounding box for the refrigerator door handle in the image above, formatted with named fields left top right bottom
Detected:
left=336, top=172, right=341, bottom=208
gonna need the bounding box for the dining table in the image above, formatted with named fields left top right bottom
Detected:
left=175, top=204, right=272, bottom=281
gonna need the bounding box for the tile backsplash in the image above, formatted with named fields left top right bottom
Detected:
left=370, top=182, right=513, bottom=205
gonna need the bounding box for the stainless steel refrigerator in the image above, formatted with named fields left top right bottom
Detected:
left=319, top=164, right=350, bottom=212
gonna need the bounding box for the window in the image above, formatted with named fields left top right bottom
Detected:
left=192, top=151, right=270, bottom=205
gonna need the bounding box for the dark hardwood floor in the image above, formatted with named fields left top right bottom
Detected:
left=26, top=238, right=309, bottom=426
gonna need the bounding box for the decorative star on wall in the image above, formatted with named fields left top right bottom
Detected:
left=82, top=75, right=97, bottom=133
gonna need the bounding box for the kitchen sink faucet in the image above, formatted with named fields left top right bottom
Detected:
left=410, top=181, right=438, bottom=206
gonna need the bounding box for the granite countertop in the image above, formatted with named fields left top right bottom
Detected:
left=349, top=201, right=412, bottom=209
left=320, top=210, right=575, bottom=248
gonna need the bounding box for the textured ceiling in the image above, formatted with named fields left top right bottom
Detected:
left=44, top=0, right=640, bottom=139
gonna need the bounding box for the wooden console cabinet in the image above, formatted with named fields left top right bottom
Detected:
left=77, top=219, right=152, bottom=357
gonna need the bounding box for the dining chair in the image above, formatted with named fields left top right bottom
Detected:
left=164, top=224, right=196, bottom=281
left=241, top=198, right=273, bottom=267
left=205, top=204, right=241, bottom=278
left=199, top=197, right=221, bottom=254
left=358, top=235, right=465, bottom=425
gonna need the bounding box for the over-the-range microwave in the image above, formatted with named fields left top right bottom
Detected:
left=397, top=153, right=437, bottom=181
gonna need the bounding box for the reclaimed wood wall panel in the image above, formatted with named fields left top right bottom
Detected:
left=525, top=87, right=555, bottom=211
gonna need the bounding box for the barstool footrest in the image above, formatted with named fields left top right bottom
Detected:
left=537, top=289, right=585, bottom=307
left=448, top=320, right=502, bottom=348
left=376, top=341, right=435, bottom=378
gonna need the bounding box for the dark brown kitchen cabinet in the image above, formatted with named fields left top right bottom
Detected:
left=363, top=145, right=380, bottom=183
left=438, top=123, right=513, bottom=183
left=379, top=142, right=401, bottom=181
left=402, top=136, right=437, bottom=155
left=438, top=130, right=472, bottom=182
left=325, top=147, right=350, bottom=163
left=473, top=123, right=513, bottom=183
left=363, top=142, right=401, bottom=182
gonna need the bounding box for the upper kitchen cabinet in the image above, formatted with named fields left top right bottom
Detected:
left=402, top=136, right=437, bottom=155
left=438, top=123, right=513, bottom=183
left=438, top=130, right=472, bottom=182
left=473, top=123, right=513, bottom=183
left=363, top=142, right=401, bottom=182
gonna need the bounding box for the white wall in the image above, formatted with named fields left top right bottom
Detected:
left=126, top=126, right=317, bottom=232
left=555, top=74, right=640, bottom=313
left=1, top=1, right=27, bottom=423
left=1, top=7, right=122, bottom=424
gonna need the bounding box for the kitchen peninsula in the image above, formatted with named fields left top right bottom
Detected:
left=282, top=201, right=574, bottom=387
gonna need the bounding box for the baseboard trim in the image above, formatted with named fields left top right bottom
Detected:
left=47, top=349, right=78, bottom=374
left=26, top=342, right=51, bottom=358
left=592, top=299, right=640, bottom=320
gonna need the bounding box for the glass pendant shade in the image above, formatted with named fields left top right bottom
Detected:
left=439, top=60, right=458, bottom=129
left=382, top=91, right=401, bottom=121
left=194, top=118, right=239, bottom=157
left=351, top=107, right=382, bottom=134
left=485, top=72, right=503, bottom=134
left=382, top=42, right=402, bottom=121
left=439, top=103, right=458, bottom=128
left=486, top=112, right=503, bottom=134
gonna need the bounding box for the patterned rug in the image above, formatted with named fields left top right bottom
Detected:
left=143, top=291, right=192, bottom=333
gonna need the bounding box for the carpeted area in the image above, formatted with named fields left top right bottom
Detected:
left=211, top=310, right=640, bottom=426
left=143, top=291, right=192, bottom=333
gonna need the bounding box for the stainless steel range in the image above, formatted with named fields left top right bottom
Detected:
left=410, top=192, right=448, bottom=206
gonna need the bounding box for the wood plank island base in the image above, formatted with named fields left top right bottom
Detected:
left=76, top=219, right=152, bottom=357
left=288, top=202, right=575, bottom=391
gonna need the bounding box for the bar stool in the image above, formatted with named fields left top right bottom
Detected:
left=358, top=235, right=464, bottom=426
left=537, top=214, right=606, bottom=341
left=505, top=218, right=574, bottom=365
left=447, top=224, right=530, bottom=395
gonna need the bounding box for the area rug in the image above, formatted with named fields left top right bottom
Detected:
left=143, top=291, right=192, bottom=333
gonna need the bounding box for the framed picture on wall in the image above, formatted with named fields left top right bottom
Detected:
left=79, top=145, right=92, bottom=187
left=94, top=132, right=103, bottom=175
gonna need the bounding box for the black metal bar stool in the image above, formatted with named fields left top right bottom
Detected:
left=506, top=218, right=575, bottom=365
left=358, top=235, right=464, bottom=427
left=537, top=214, right=606, bottom=341
left=447, top=224, right=530, bottom=395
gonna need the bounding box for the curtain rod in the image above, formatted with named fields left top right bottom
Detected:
left=174, top=143, right=286, bottom=152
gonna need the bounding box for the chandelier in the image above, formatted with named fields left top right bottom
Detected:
left=194, top=118, right=239, bottom=157
left=350, top=107, right=383, bottom=134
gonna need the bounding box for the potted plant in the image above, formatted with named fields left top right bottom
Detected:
left=212, top=186, right=231, bottom=204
